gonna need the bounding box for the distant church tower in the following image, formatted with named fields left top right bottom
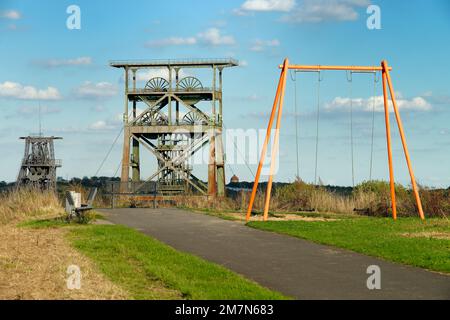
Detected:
left=16, top=136, right=62, bottom=190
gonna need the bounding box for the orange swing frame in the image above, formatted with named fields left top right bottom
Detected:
left=246, top=58, right=425, bottom=222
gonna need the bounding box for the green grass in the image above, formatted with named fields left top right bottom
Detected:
left=19, top=217, right=74, bottom=228
left=68, top=224, right=288, bottom=300
left=18, top=211, right=105, bottom=229
left=248, top=218, right=450, bottom=273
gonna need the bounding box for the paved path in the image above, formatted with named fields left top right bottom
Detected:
left=100, top=208, right=450, bottom=300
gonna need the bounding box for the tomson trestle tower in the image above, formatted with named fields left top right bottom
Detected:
left=110, top=59, right=238, bottom=197
left=16, top=135, right=62, bottom=190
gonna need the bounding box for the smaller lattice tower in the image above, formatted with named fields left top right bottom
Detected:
left=16, top=136, right=62, bottom=190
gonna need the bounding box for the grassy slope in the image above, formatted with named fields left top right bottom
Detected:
left=248, top=218, right=450, bottom=273
left=68, top=224, right=287, bottom=300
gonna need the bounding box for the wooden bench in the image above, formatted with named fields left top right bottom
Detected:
left=65, top=188, right=97, bottom=220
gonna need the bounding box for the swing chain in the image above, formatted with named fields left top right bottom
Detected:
left=369, top=72, right=379, bottom=181
left=318, top=69, right=324, bottom=82
left=289, top=69, right=297, bottom=82
left=373, top=71, right=380, bottom=83
left=347, top=71, right=356, bottom=187
left=291, top=70, right=300, bottom=179
left=346, top=70, right=353, bottom=83
left=314, top=71, right=322, bottom=185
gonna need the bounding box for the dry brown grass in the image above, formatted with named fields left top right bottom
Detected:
left=0, top=224, right=128, bottom=300
left=401, top=231, right=450, bottom=240
left=0, top=189, right=129, bottom=300
left=0, top=188, right=62, bottom=225
left=308, top=189, right=380, bottom=214
left=173, top=179, right=449, bottom=218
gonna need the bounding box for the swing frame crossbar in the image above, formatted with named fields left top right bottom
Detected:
left=246, top=59, right=425, bottom=222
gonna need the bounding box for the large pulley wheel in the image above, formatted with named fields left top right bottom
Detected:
left=177, top=77, right=203, bottom=91
left=141, top=110, right=168, bottom=125
left=182, top=111, right=207, bottom=125
left=145, top=77, right=169, bottom=91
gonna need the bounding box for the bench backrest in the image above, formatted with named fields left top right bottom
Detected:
left=66, top=191, right=75, bottom=206
left=86, top=187, right=97, bottom=207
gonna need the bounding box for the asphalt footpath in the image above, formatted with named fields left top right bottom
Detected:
left=99, top=208, right=450, bottom=300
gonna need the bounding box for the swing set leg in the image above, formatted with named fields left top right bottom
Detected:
left=382, top=61, right=425, bottom=220
left=245, top=60, right=288, bottom=222
left=381, top=68, right=397, bottom=220
left=263, top=59, right=289, bottom=221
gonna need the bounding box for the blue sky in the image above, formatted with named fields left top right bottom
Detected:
left=0, top=0, right=449, bottom=187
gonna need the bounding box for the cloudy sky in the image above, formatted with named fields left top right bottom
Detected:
left=0, top=0, right=449, bottom=187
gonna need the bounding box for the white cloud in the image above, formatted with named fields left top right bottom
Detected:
left=212, top=20, right=227, bottom=27
left=0, top=81, right=61, bottom=100
left=250, top=39, right=280, bottom=52
left=238, top=0, right=296, bottom=13
left=88, top=120, right=117, bottom=131
left=197, top=28, right=236, bottom=46
left=135, top=69, right=189, bottom=82
left=0, top=10, right=21, bottom=20
left=7, top=24, right=18, bottom=30
left=88, top=111, right=128, bottom=131
left=89, top=120, right=106, bottom=130
left=420, top=92, right=450, bottom=105
left=74, top=81, right=118, bottom=99
left=146, top=28, right=235, bottom=48
left=4, top=105, right=62, bottom=119
left=233, top=8, right=252, bottom=16
left=247, top=93, right=263, bottom=101
left=18, top=105, right=61, bottom=115
left=283, top=0, right=370, bottom=23
left=36, top=57, right=93, bottom=68
left=240, top=60, right=249, bottom=67
left=50, top=126, right=86, bottom=134
left=325, top=94, right=432, bottom=113
left=52, top=115, right=123, bottom=133
left=91, top=105, right=106, bottom=113
left=146, top=37, right=197, bottom=47
left=235, top=0, right=369, bottom=22
left=421, top=90, right=433, bottom=97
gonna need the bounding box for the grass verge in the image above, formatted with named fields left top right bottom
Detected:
left=248, top=218, right=450, bottom=274
left=68, top=224, right=288, bottom=300
left=18, top=211, right=105, bottom=229
left=1, top=224, right=127, bottom=299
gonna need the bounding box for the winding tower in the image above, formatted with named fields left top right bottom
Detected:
left=110, top=58, right=238, bottom=196
left=16, top=136, right=62, bottom=190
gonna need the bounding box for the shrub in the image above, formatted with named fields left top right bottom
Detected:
left=274, top=179, right=315, bottom=211
left=419, top=188, right=450, bottom=218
